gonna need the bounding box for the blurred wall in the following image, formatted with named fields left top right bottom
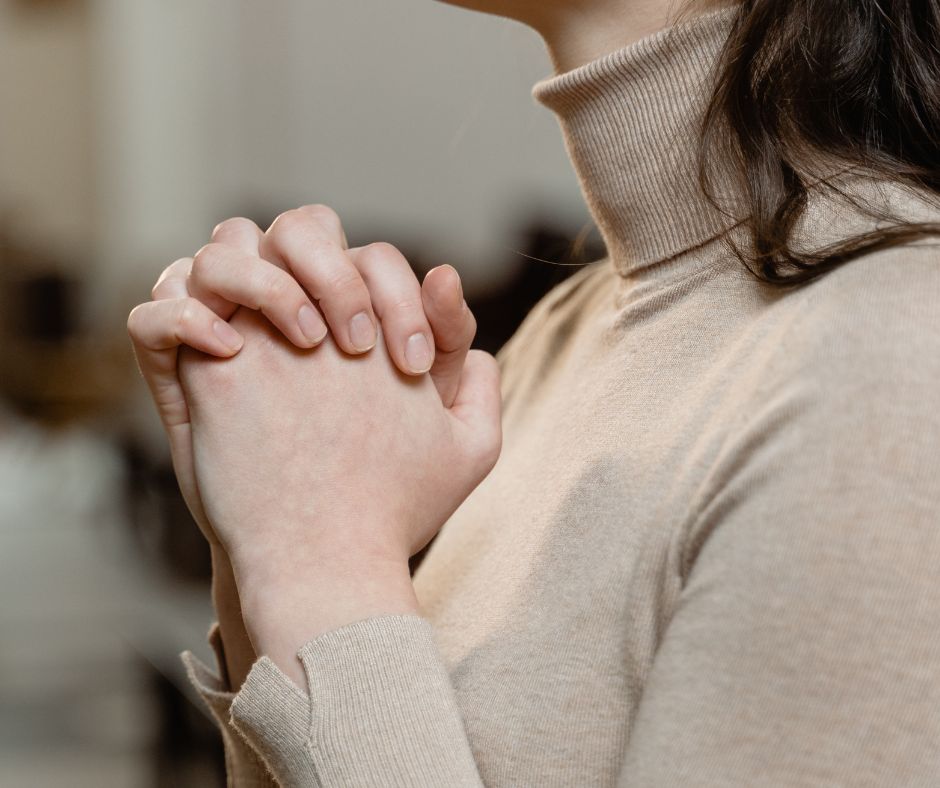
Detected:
left=0, top=0, right=598, bottom=445
left=0, top=5, right=595, bottom=782
left=82, top=0, right=587, bottom=322
left=0, top=0, right=95, bottom=257
left=0, top=0, right=596, bottom=448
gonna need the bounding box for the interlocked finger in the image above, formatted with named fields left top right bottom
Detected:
left=189, top=242, right=326, bottom=348
left=261, top=204, right=379, bottom=355
left=347, top=243, right=436, bottom=375
left=152, top=257, right=193, bottom=301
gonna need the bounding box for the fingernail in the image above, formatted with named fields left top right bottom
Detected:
left=213, top=320, right=243, bottom=352
left=298, top=304, right=327, bottom=345
left=405, top=332, right=432, bottom=373
left=455, top=272, right=463, bottom=301
left=349, top=311, right=377, bottom=352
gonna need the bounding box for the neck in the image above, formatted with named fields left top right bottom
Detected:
left=538, top=2, right=679, bottom=73
left=532, top=5, right=748, bottom=284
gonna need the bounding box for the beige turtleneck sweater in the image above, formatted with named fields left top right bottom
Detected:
left=181, top=6, right=940, bottom=786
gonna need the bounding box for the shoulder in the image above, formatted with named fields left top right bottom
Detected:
left=687, top=239, right=940, bottom=558
left=679, top=242, right=940, bottom=609
left=775, top=237, right=940, bottom=398
left=720, top=235, right=940, bottom=451
left=788, top=173, right=940, bottom=338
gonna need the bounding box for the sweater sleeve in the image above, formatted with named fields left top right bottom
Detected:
left=180, top=624, right=278, bottom=786
left=175, top=269, right=603, bottom=788
left=618, top=254, right=940, bottom=786
left=225, top=614, right=483, bottom=787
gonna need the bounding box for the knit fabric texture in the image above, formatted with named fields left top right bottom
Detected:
left=181, top=5, right=940, bottom=785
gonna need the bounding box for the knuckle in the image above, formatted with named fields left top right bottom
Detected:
left=362, top=241, right=401, bottom=262
left=212, top=216, right=256, bottom=238
left=267, top=209, right=307, bottom=246
left=259, top=270, right=291, bottom=306
left=191, top=242, right=225, bottom=276
left=151, top=258, right=189, bottom=299
left=267, top=207, right=346, bottom=262
left=174, top=298, right=199, bottom=332
left=390, top=295, right=424, bottom=313
left=324, top=266, right=365, bottom=295
left=299, top=203, right=341, bottom=231
left=126, top=303, right=146, bottom=335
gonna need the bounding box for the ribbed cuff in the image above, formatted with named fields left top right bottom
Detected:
left=230, top=614, right=482, bottom=788
left=230, top=656, right=317, bottom=788
left=181, top=624, right=279, bottom=787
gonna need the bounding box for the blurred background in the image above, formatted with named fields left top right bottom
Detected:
left=0, top=0, right=603, bottom=784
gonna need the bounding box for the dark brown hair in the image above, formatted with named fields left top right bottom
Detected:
left=698, top=0, right=940, bottom=285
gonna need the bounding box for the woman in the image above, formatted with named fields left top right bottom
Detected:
left=127, top=0, right=940, bottom=785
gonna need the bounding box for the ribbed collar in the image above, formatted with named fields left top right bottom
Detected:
left=533, top=6, right=745, bottom=283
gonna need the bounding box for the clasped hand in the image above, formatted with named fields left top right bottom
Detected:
left=128, top=205, right=502, bottom=684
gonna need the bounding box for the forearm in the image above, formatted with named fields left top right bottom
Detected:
left=188, top=559, right=483, bottom=787
left=235, top=551, right=421, bottom=689
left=210, top=546, right=258, bottom=690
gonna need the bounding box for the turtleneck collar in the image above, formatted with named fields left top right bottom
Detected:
left=532, top=5, right=745, bottom=283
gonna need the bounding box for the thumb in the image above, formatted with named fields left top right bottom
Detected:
left=421, top=265, right=476, bottom=409
left=448, top=349, right=503, bottom=468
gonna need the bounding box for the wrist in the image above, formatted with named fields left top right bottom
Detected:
left=227, top=532, right=409, bottom=592
left=209, top=546, right=257, bottom=689
left=210, top=546, right=241, bottom=622
left=235, top=552, right=419, bottom=688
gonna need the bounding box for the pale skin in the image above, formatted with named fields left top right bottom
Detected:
left=436, top=0, right=728, bottom=74
left=128, top=0, right=720, bottom=690
left=128, top=207, right=491, bottom=687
